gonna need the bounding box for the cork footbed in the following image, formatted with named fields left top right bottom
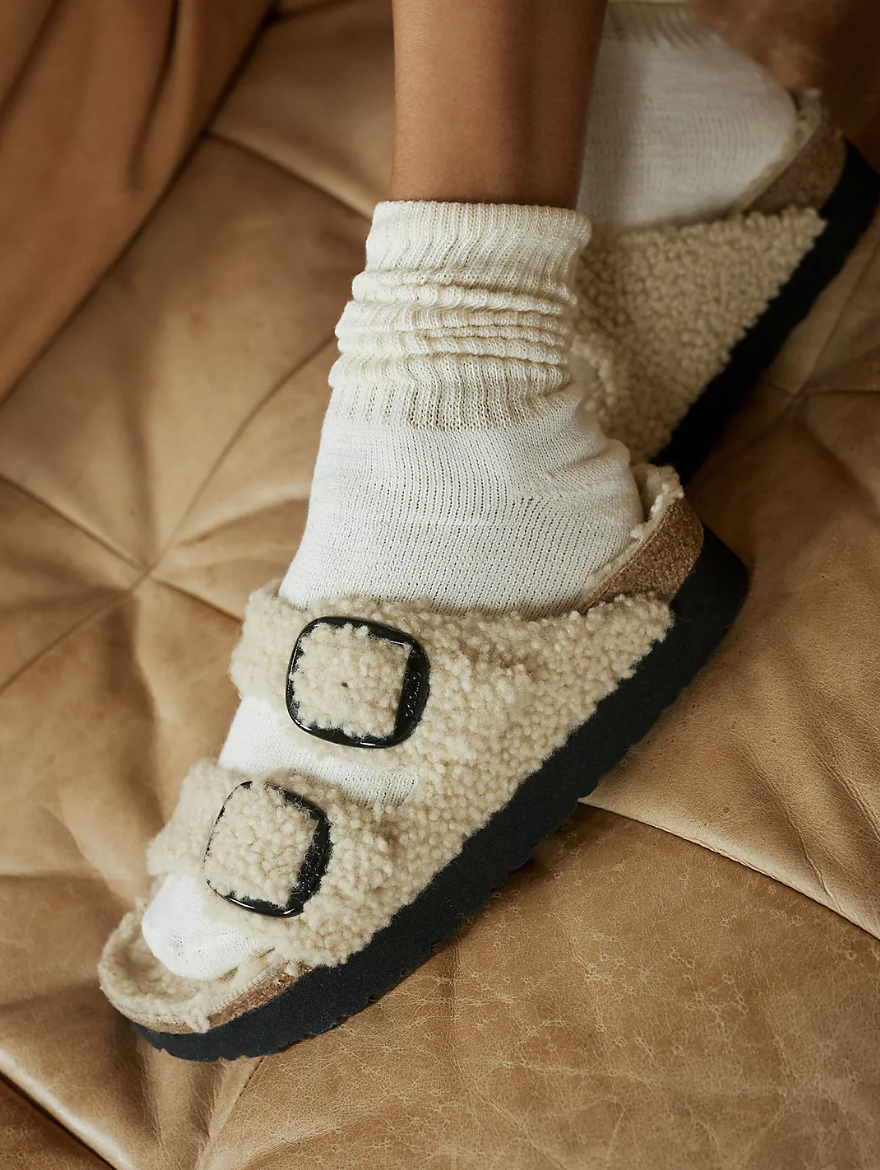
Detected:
left=744, top=93, right=846, bottom=216
left=146, top=961, right=302, bottom=1036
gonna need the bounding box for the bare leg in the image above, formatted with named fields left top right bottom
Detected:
left=390, top=0, right=608, bottom=207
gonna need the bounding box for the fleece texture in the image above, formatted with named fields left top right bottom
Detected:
left=204, top=782, right=321, bottom=908
left=102, top=593, right=668, bottom=1030
left=98, top=469, right=693, bottom=1032
left=290, top=623, right=409, bottom=741
left=572, top=206, right=824, bottom=461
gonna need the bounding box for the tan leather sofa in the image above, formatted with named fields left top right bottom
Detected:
left=1, top=3, right=879, bottom=1167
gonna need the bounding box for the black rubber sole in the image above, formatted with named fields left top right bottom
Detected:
left=135, top=526, right=748, bottom=1061
left=656, top=143, right=880, bottom=483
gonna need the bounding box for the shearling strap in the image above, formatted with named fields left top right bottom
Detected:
left=147, top=759, right=396, bottom=926
left=284, top=616, right=431, bottom=749
left=226, top=467, right=692, bottom=775
left=204, top=781, right=332, bottom=916
left=229, top=589, right=537, bottom=765
left=146, top=480, right=685, bottom=954
left=289, top=620, right=410, bottom=742
left=573, top=205, right=824, bottom=461
left=150, top=568, right=673, bottom=969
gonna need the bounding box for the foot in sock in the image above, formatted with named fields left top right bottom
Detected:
left=141, top=199, right=643, bottom=978
left=580, top=0, right=798, bottom=230
left=141, top=3, right=801, bottom=980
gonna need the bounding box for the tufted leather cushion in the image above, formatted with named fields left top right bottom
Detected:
left=1, top=2, right=879, bottom=1167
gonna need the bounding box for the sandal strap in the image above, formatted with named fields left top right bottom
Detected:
left=230, top=586, right=557, bottom=766
left=230, top=591, right=439, bottom=749
left=151, top=539, right=675, bottom=958
left=204, top=780, right=333, bottom=917
left=147, top=759, right=393, bottom=921
left=226, top=467, right=688, bottom=769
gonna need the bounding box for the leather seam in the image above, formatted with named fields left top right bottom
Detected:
left=585, top=806, right=880, bottom=944
left=209, top=128, right=372, bottom=221
left=0, top=471, right=143, bottom=570
left=0, top=1069, right=116, bottom=1170
left=149, top=331, right=337, bottom=574
left=195, top=1057, right=265, bottom=1170
left=801, top=220, right=880, bottom=395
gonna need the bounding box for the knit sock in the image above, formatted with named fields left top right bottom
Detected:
left=141, top=6, right=801, bottom=981
left=579, top=1, right=799, bottom=231
left=141, top=200, right=642, bottom=978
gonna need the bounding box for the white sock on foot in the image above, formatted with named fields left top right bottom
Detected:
left=579, top=1, right=799, bottom=230
left=143, top=200, right=642, bottom=978
left=141, top=11, right=806, bottom=980
left=283, top=201, right=638, bottom=614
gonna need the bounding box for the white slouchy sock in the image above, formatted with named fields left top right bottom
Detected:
left=142, top=200, right=642, bottom=978
left=281, top=201, right=639, bottom=613
left=579, top=1, right=799, bottom=230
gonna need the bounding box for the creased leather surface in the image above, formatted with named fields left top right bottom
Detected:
left=0, top=0, right=273, bottom=405
left=0, top=1081, right=109, bottom=1170
left=0, top=2, right=879, bottom=1168
left=210, top=813, right=880, bottom=1170
left=585, top=214, right=880, bottom=943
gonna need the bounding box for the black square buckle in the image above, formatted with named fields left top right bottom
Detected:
left=286, top=616, right=430, bottom=749
left=204, top=782, right=332, bottom=918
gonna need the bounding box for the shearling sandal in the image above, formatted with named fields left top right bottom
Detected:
left=573, top=93, right=880, bottom=482
left=99, top=467, right=747, bottom=1061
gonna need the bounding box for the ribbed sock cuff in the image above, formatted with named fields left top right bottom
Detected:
left=605, top=1, right=717, bottom=47
left=328, top=200, right=592, bottom=429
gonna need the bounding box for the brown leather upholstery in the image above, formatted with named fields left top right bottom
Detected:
left=1, top=3, right=879, bottom=1166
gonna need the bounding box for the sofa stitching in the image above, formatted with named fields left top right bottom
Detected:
left=0, top=143, right=363, bottom=573
left=0, top=471, right=144, bottom=571
left=148, top=329, right=337, bottom=575
left=777, top=400, right=880, bottom=527
left=800, top=213, right=880, bottom=395
left=209, top=128, right=372, bottom=221
left=0, top=319, right=338, bottom=608
left=759, top=217, right=880, bottom=401
left=147, top=574, right=245, bottom=624
left=195, top=1057, right=265, bottom=1170
left=0, top=1070, right=116, bottom=1170
left=692, top=208, right=880, bottom=488
left=684, top=383, right=802, bottom=491
left=0, top=578, right=147, bottom=702
left=584, top=808, right=880, bottom=946
left=0, top=327, right=340, bottom=699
